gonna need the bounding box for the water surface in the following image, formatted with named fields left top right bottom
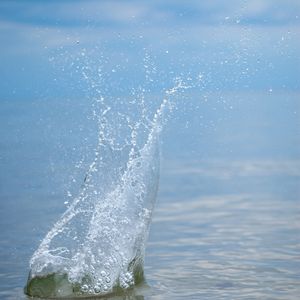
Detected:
left=1, top=92, right=299, bottom=299
left=0, top=0, right=300, bottom=299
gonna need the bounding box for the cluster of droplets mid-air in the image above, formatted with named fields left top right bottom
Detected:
left=28, top=50, right=191, bottom=296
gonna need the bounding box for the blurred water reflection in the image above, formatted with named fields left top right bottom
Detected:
left=146, top=163, right=300, bottom=299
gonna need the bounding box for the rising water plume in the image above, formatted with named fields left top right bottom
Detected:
left=25, top=56, right=189, bottom=297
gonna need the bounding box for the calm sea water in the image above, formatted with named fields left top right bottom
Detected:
left=0, top=91, right=299, bottom=299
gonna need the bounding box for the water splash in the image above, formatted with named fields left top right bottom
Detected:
left=25, top=66, right=188, bottom=297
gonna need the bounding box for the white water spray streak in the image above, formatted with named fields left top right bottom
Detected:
left=29, top=75, right=188, bottom=295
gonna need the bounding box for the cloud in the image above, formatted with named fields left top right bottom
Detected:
left=0, top=0, right=299, bottom=96
left=0, top=1, right=162, bottom=27
left=0, top=0, right=299, bottom=28
left=241, top=0, right=300, bottom=25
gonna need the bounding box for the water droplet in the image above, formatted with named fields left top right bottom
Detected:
left=125, top=272, right=133, bottom=281
left=105, top=276, right=111, bottom=283
left=121, top=281, right=129, bottom=289
left=131, top=180, right=138, bottom=187
left=97, top=277, right=103, bottom=283
left=101, top=270, right=106, bottom=277
left=81, top=284, right=88, bottom=292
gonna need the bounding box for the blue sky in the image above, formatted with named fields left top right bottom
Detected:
left=0, top=0, right=299, bottom=101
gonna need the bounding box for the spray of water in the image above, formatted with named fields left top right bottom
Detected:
left=25, top=56, right=189, bottom=297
